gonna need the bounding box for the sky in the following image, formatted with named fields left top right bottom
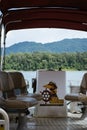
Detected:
left=5, top=28, right=87, bottom=47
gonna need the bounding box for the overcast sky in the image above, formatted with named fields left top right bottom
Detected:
left=5, top=28, right=87, bottom=47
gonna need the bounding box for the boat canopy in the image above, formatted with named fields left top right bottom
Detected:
left=0, top=0, right=87, bottom=70
left=0, top=0, right=87, bottom=33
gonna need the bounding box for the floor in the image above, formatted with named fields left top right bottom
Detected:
left=10, top=112, right=87, bottom=130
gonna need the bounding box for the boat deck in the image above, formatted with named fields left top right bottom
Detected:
left=10, top=112, right=87, bottom=130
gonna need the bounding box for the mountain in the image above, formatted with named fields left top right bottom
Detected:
left=6, top=38, right=87, bottom=54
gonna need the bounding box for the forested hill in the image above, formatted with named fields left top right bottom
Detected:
left=6, top=38, right=87, bottom=54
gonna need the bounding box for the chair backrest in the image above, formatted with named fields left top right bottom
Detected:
left=8, top=72, right=28, bottom=95
left=0, top=71, right=16, bottom=98
left=80, top=73, right=87, bottom=94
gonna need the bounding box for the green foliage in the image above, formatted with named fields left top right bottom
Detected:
left=5, top=52, right=87, bottom=71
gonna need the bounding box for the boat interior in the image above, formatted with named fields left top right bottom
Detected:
left=0, top=0, right=87, bottom=130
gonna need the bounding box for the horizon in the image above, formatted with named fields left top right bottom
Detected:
left=6, top=37, right=87, bottom=48
left=5, top=28, right=87, bottom=47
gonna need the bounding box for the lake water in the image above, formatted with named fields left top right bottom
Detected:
left=21, top=70, right=87, bottom=94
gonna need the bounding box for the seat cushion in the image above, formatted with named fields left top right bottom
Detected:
left=16, top=97, right=38, bottom=107
left=27, top=93, right=42, bottom=101
left=65, top=93, right=79, bottom=101
left=4, top=97, right=38, bottom=109
left=17, top=93, right=42, bottom=101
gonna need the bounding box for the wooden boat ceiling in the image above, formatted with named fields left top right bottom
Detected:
left=0, top=0, right=87, bottom=33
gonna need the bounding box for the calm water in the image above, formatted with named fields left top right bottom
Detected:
left=21, top=70, right=87, bottom=93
